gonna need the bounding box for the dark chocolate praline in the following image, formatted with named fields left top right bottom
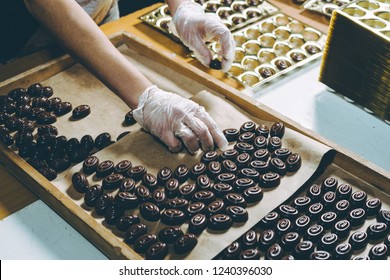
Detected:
left=195, top=174, right=211, bottom=190
left=307, top=202, right=324, bottom=221
left=134, top=185, right=151, bottom=203
left=239, top=248, right=261, bottom=260
left=216, top=173, right=237, bottom=186
left=269, top=158, right=287, bottom=176
left=350, top=190, right=368, bottom=209
left=286, top=153, right=301, bottom=173
left=292, top=196, right=311, bottom=212
left=94, top=132, right=112, bottom=150
left=366, top=222, right=388, bottom=242
left=160, top=208, right=186, bottom=225
left=72, top=104, right=91, bottom=119
left=281, top=232, right=301, bottom=251
left=50, top=158, right=71, bottom=172
left=94, top=193, right=114, bottom=216
left=333, top=243, right=353, bottom=260
left=207, top=200, right=225, bottom=217
left=278, top=205, right=299, bottom=219
left=267, top=136, right=282, bottom=153
left=145, top=242, right=168, bottom=260
left=294, top=215, right=311, bottom=234
left=165, top=178, right=179, bottom=198
left=72, top=172, right=89, bottom=193
left=276, top=218, right=292, bottom=238
left=158, top=226, right=184, bottom=244
left=119, top=178, right=136, bottom=193
left=233, top=177, right=256, bottom=193
left=37, top=111, right=57, bottom=125
left=265, top=243, right=284, bottom=260
left=259, top=172, right=280, bottom=189
left=321, top=191, right=337, bottom=210
left=188, top=213, right=208, bottom=235
left=253, top=135, right=267, bottom=149
left=178, top=183, right=197, bottom=200
left=39, top=167, right=57, bottom=181
left=222, top=241, right=241, bottom=259
left=54, top=102, right=72, bottom=116
left=102, top=173, right=124, bottom=190
left=310, top=250, right=332, bottom=260
left=142, top=173, right=158, bottom=190
left=115, top=192, right=139, bottom=210
left=221, top=159, right=238, bottom=174
left=104, top=204, right=125, bottom=225
left=126, top=165, right=147, bottom=182
left=318, top=233, right=339, bottom=252
left=174, top=233, right=198, bottom=254
left=258, top=229, right=277, bottom=252
left=252, top=149, right=270, bottom=161
left=238, top=132, right=256, bottom=144
left=115, top=214, right=140, bottom=232
left=124, top=110, right=136, bottom=125
left=259, top=211, right=280, bottom=229
left=234, top=142, right=255, bottom=154
left=294, top=240, right=315, bottom=260
left=336, top=183, right=352, bottom=200
left=220, top=149, right=239, bottom=161
left=192, top=190, right=216, bottom=205
left=124, top=223, right=147, bottom=245
left=226, top=205, right=248, bottom=223
left=189, top=162, right=207, bottom=180
left=349, top=231, right=368, bottom=252
left=151, top=189, right=167, bottom=208
left=223, top=193, right=247, bottom=208
left=208, top=214, right=233, bottom=231
left=243, top=186, right=263, bottom=203
left=235, top=153, right=251, bottom=168
left=307, top=184, right=322, bottom=202
left=201, top=150, right=219, bottom=164
left=212, top=183, right=233, bottom=198
left=240, top=121, right=256, bottom=134
left=335, top=199, right=351, bottom=218
left=321, top=177, right=338, bottom=193
left=348, top=208, right=367, bottom=228
left=139, top=202, right=160, bottom=222
left=45, top=97, right=61, bottom=111
left=186, top=201, right=206, bottom=219
left=222, top=128, right=239, bottom=142
left=272, top=148, right=292, bottom=161
left=114, top=160, right=132, bottom=175
left=207, top=161, right=222, bottom=180
left=255, top=124, right=269, bottom=138
left=174, top=164, right=189, bottom=183
left=166, top=197, right=189, bottom=212
left=270, top=122, right=285, bottom=138
left=237, top=168, right=259, bottom=182
left=96, top=160, right=114, bottom=178
left=368, top=244, right=388, bottom=260
left=209, top=59, right=222, bottom=70
left=248, top=160, right=269, bottom=174
left=157, top=167, right=173, bottom=185
left=332, top=219, right=352, bottom=240
left=377, top=209, right=390, bottom=226
left=134, top=234, right=157, bottom=254
left=319, top=211, right=338, bottom=230
left=304, top=224, right=324, bottom=243
left=365, top=198, right=382, bottom=217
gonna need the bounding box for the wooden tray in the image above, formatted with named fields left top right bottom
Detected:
left=0, top=32, right=389, bottom=259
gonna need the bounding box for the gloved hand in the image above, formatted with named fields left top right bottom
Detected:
left=132, top=85, right=228, bottom=154
left=169, top=0, right=235, bottom=72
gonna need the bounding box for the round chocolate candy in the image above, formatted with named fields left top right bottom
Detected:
left=186, top=202, right=206, bottom=219
left=94, top=193, right=113, bottom=216
left=238, top=168, right=259, bottom=182
left=258, top=229, right=277, bottom=251
left=222, top=241, right=241, bottom=259
left=253, top=135, right=267, bottom=149
left=366, top=222, right=388, bottom=242
left=282, top=255, right=295, bottom=260
left=5, top=117, right=23, bottom=132
left=243, top=186, right=263, bottom=203
left=151, top=189, right=166, bottom=208
left=96, top=160, right=114, bottom=178
left=278, top=205, right=299, bottom=219
left=116, top=131, right=130, bottom=141
left=145, top=242, right=168, bottom=260
left=37, top=111, right=57, bottom=125
left=235, top=153, right=251, bottom=168
left=29, top=107, right=44, bottom=121
left=189, top=162, right=206, bottom=180
left=50, top=158, right=71, bottom=172
left=318, top=233, right=339, bottom=251
left=125, top=223, right=147, bottom=244
left=220, top=149, right=239, bottom=161
left=119, top=178, right=136, bottom=193
left=365, top=198, right=382, bottom=217
left=377, top=209, right=390, bottom=226
left=102, top=173, right=123, bottom=190
left=126, top=165, right=147, bottom=182
left=157, top=167, right=173, bottom=185
left=134, top=185, right=150, bottom=202
left=336, top=183, right=352, bottom=200
left=275, top=59, right=291, bottom=70
left=0, top=112, right=11, bottom=125
left=233, top=178, right=255, bottom=193
left=294, top=215, right=311, bottom=234
left=161, top=208, right=186, bottom=225
left=174, top=233, right=198, bottom=254
left=348, top=231, right=368, bottom=252
left=207, top=161, right=222, bottom=180
left=281, top=232, right=301, bottom=251
left=226, top=205, right=248, bottom=223
left=8, top=87, right=28, bottom=101
left=124, top=110, right=136, bottom=125
left=333, top=243, right=353, bottom=260
left=115, top=215, right=141, bottom=231
left=54, top=101, right=72, bottom=116
left=238, top=132, right=256, bottom=144
left=134, top=234, right=157, bottom=254
left=115, top=192, right=138, bottom=209
left=259, top=172, right=280, bottom=189
left=40, top=86, right=53, bottom=98
left=270, top=122, right=285, bottom=138
left=192, top=190, right=216, bottom=205
left=83, top=184, right=102, bottom=208
left=208, top=214, right=233, bottom=231
left=94, top=132, right=112, bottom=150
left=319, top=211, right=338, bottom=230
left=209, top=58, right=222, bottom=70
left=239, top=248, right=261, bottom=260
left=335, top=199, right=351, bottom=218
left=248, top=160, right=269, bottom=174
left=27, top=83, right=42, bottom=96
left=286, top=153, right=301, bottom=173
left=15, top=104, right=32, bottom=117
left=31, top=97, right=48, bottom=108
left=332, top=219, right=352, bottom=240
left=265, top=243, right=284, bottom=260
left=292, top=196, right=311, bottom=212
left=158, top=226, right=184, bottom=244
left=307, top=202, right=324, bottom=221
left=39, top=167, right=57, bottom=181
left=52, top=136, right=67, bottom=150
left=321, top=191, right=337, bottom=210
left=351, top=190, right=367, bottom=209
left=114, top=160, right=132, bottom=175
left=201, top=150, right=219, bottom=164
left=72, top=104, right=91, bottom=119
left=66, top=147, right=86, bottom=162
left=166, top=198, right=189, bottom=211
left=165, top=178, right=179, bottom=198
left=104, top=204, right=125, bottom=225
left=188, top=213, right=207, bottom=235
left=195, top=174, right=211, bottom=190
left=212, top=183, right=233, bottom=198
left=216, top=173, right=236, bottom=185
left=307, top=184, right=322, bottom=202
left=142, top=173, right=158, bottom=190
left=294, top=240, right=315, bottom=260
left=322, top=177, right=338, bottom=192
left=272, top=148, right=292, bottom=161
left=255, top=124, right=269, bottom=138
left=234, top=142, right=255, bottom=154
left=45, top=97, right=61, bottom=111
left=348, top=208, right=367, bottom=228
left=207, top=200, right=225, bottom=217
left=352, top=255, right=370, bottom=260
left=310, top=251, right=332, bottom=260
left=223, top=193, right=247, bottom=208
left=276, top=218, right=292, bottom=237
left=38, top=125, right=57, bottom=136
left=259, top=211, right=280, bottom=229
left=304, top=224, right=324, bottom=243
left=178, top=183, right=196, bottom=200
left=140, top=202, right=160, bottom=221
left=240, top=121, right=256, bottom=134
left=72, top=172, right=89, bottom=193
left=369, top=244, right=388, bottom=260
left=174, top=164, right=189, bottom=183
left=267, top=136, right=281, bottom=153
left=222, top=128, right=239, bottom=142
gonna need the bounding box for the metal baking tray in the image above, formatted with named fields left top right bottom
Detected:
left=303, top=0, right=354, bottom=17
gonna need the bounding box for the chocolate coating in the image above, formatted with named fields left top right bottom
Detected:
left=104, top=204, right=125, bottom=225
left=270, top=122, right=285, bottom=138
left=114, top=160, right=132, bottom=175
left=166, top=198, right=189, bottom=211
left=333, top=243, right=353, bottom=260
left=165, top=178, right=179, bottom=198
left=304, top=224, right=324, bottom=243
left=125, top=223, right=147, bottom=244
left=222, top=241, right=241, bottom=259
left=351, top=190, right=367, bottom=209
left=307, top=184, right=322, bottom=202
left=186, top=202, right=206, bottom=219
left=239, top=248, right=261, bottom=260
left=366, top=222, right=388, bottom=241
left=332, top=219, right=351, bottom=240
left=134, top=185, right=151, bottom=202
left=368, top=244, right=388, bottom=260
left=161, top=208, right=186, bottom=225
left=174, top=164, right=189, bottom=183
left=238, top=132, right=256, bottom=144
left=201, top=151, right=219, bottom=164
left=272, top=148, right=292, bottom=161
left=115, top=215, right=140, bottom=232
left=96, top=160, right=114, bottom=178
left=233, top=178, right=255, bottom=193
left=255, top=124, right=269, bottom=138
left=294, top=240, right=315, bottom=260
left=212, top=183, right=233, bottom=198
left=294, top=215, right=311, bottom=234
left=54, top=101, right=72, bottom=116
left=216, top=173, right=236, bottom=186
left=318, top=233, right=339, bottom=251
left=145, top=242, right=168, bottom=260
left=151, top=189, right=166, bottom=208
left=243, top=186, right=263, bottom=203
left=292, top=196, right=311, bottom=212
left=188, top=213, right=207, bottom=235
left=348, top=231, right=368, bottom=251
left=195, top=174, right=211, bottom=190
left=322, top=177, right=338, bottom=192
left=27, top=83, right=42, bottom=96
left=281, top=232, right=301, bottom=251
left=119, top=178, right=136, bottom=193
left=37, top=111, right=57, bottom=125
left=46, top=97, right=61, bottom=111
left=72, top=172, right=89, bottom=193
left=208, top=214, right=233, bottom=231
left=94, top=193, right=113, bottom=216
left=269, top=158, right=287, bottom=176
left=321, top=191, right=337, bottom=210
left=139, top=202, right=160, bottom=221
left=223, top=193, right=247, bottom=208
left=377, top=209, right=390, bottom=226
left=174, top=233, right=198, bottom=254
left=158, top=226, right=184, bottom=244
left=115, top=192, right=138, bottom=209
left=192, top=190, right=216, bottom=205
left=220, top=149, right=239, bottom=161
left=178, top=183, right=197, bottom=200
left=226, top=205, right=248, bottom=223
left=319, top=211, right=338, bottom=229
left=267, top=136, right=282, bottom=153
left=235, top=153, right=251, bottom=168
left=365, top=198, right=382, bottom=217
left=276, top=218, right=292, bottom=237
left=259, top=211, right=280, bottom=229
left=252, top=149, right=270, bottom=161
left=72, top=104, right=91, bottom=119
left=126, top=165, right=147, bottom=182
left=102, top=173, right=123, bottom=190
left=336, top=183, right=352, bottom=200
left=142, top=173, right=158, bottom=190
left=240, top=121, right=256, bottom=134
left=278, top=205, right=299, bottom=219
left=234, top=142, right=255, bottom=154
left=157, top=167, right=173, bottom=185
left=348, top=208, right=367, bottom=228
left=84, top=185, right=102, bottom=207
left=207, top=161, right=222, bottom=180
left=207, top=200, right=225, bottom=217
left=259, top=172, right=280, bottom=189
left=258, top=229, right=277, bottom=251
left=335, top=199, right=350, bottom=218
left=310, top=251, right=332, bottom=260
left=189, top=162, right=206, bottom=180
left=134, top=234, right=157, bottom=254
left=223, top=128, right=239, bottom=142
left=94, top=132, right=112, bottom=150
left=253, top=135, right=267, bottom=149
left=286, top=153, right=301, bottom=172
left=221, top=159, right=238, bottom=174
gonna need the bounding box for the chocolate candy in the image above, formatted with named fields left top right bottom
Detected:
left=292, top=196, right=311, bottom=212
left=220, top=149, right=239, bottom=161
left=116, top=131, right=130, bottom=141
left=104, top=204, right=125, bottom=225
left=178, top=183, right=196, bottom=200
left=352, top=255, right=370, bottom=260
left=239, top=248, right=260, bottom=260
left=281, top=232, right=301, bottom=251
left=134, top=185, right=150, bottom=202
left=319, top=211, right=338, bottom=229
left=259, top=172, right=280, bottom=189
left=45, top=97, right=61, bottom=111
left=192, top=190, right=215, bottom=205
left=253, top=135, right=267, bottom=149
left=196, top=174, right=211, bottom=190
left=252, top=149, right=270, bottom=162
left=223, top=128, right=239, bottom=142
left=276, top=218, right=292, bottom=237
left=366, top=222, right=388, bottom=241
left=270, top=122, right=285, bottom=138
left=234, top=142, right=255, bottom=154
left=31, top=97, right=48, bottom=108
left=50, top=158, right=71, bottom=172
left=267, top=136, right=281, bottom=153
left=126, top=165, right=147, bottom=182
left=377, top=209, right=390, bottom=226
left=158, top=226, right=184, bottom=244
left=72, top=172, right=89, bottom=193
left=286, top=153, right=301, bottom=173
left=318, top=233, right=339, bottom=251
left=39, top=167, right=57, bottom=181
left=125, top=223, right=147, bottom=244
left=27, top=83, right=42, bottom=96
left=83, top=184, right=103, bottom=207
left=157, top=167, right=173, bottom=185
left=174, top=164, right=189, bottom=183
left=119, top=178, right=136, bottom=193
left=167, top=198, right=189, bottom=211
left=348, top=231, right=368, bottom=252
left=255, top=124, right=269, bottom=138
left=233, top=178, right=255, bottom=192
left=208, top=214, right=233, bottom=231
left=201, top=151, right=219, bottom=164
left=368, top=244, right=388, bottom=260
left=282, top=255, right=295, bottom=260
left=207, top=161, right=222, bottom=179
left=259, top=211, right=280, bottom=229
left=220, top=160, right=237, bottom=174
left=115, top=192, right=138, bottom=209
left=188, top=213, right=207, bottom=235
left=235, top=153, right=251, bottom=168
left=102, top=173, right=123, bottom=190
left=304, top=224, right=324, bottom=243
left=165, top=178, right=179, bottom=198
left=15, top=104, right=31, bottom=117
left=142, top=173, right=158, bottom=190
left=278, top=205, right=299, bottom=219
left=310, top=251, right=332, bottom=260
left=124, top=110, right=136, bottom=125
left=242, top=230, right=257, bottom=249
left=37, top=111, right=57, bottom=125
left=307, top=202, right=324, bottom=221
left=222, top=241, right=241, bottom=259
left=322, top=177, right=338, bottom=192
left=365, top=198, right=382, bottom=217
left=294, top=215, right=311, bottom=234
left=5, top=116, right=23, bottom=132
left=186, top=202, right=206, bottom=218
left=294, top=240, right=315, bottom=260
left=223, top=193, right=247, bottom=208
left=161, top=208, right=186, bottom=225
left=333, top=243, right=353, bottom=260
left=272, top=148, right=292, bottom=161
left=322, top=191, right=337, bottom=210
left=151, top=189, right=166, bottom=208
left=332, top=219, right=352, bottom=240
left=174, top=233, right=198, bottom=254
left=94, top=193, right=113, bottom=216
left=54, top=102, right=72, bottom=116
left=243, top=186, right=263, bottom=203
left=216, top=173, right=237, bottom=185
left=351, top=190, right=367, bottom=209
left=275, top=59, right=291, bottom=70
left=209, top=59, right=222, bottom=70
left=240, top=121, right=256, bottom=134
left=114, top=160, right=132, bottom=175
left=237, top=168, right=259, bottom=181
left=258, top=229, right=277, bottom=251
left=134, top=234, right=157, bottom=254
left=96, top=160, right=114, bottom=178
left=94, top=132, right=112, bottom=150
left=348, top=208, right=367, bottom=228
left=336, top=183, right=352, bottom=200
left=307, top=184, right=322, bottom=202
left=226, top=205, right=248, bottom=223
left=140, top=202, right=160, bottom=221
left=238, top=132, right=255, bottom=144
left=72, top=104, right=90, bottom=119
left=145, top=242, right=168, bottom=260
left=335, top=199, right=351, bottom=218
left=207, top=200, right=225, bottom=217
left=212, top=183, right=233, bottom=198
left=265, top=244, right=283, bottom=260
left=0, top=112, right=11, bottom=125
left=40, top=86, right=53, bottom=98
left=189, top=162, right=206, bottom=180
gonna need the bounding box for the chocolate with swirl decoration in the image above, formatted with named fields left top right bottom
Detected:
left=208, top=214, right=233, bottom=231
left=222, top=128, right=240, bottom=142
left=114, top=160, right=132, bottom=175
left=157, top=167, right=172, bottom=185
left=186, top=202, right=206, bottom=219
left=336, top=183, right=352, bottom=200
left=321, top=177, right=338, bottom=192
left=158, top=226, right=183, bottom=244
left=243, top=186, right=263, bottom=203
left=240, top=121, right=256, bottom=134
left=82, top=155, right=99, bottom=174
left=188, top=214, right=207, bottom=235
left=281, top=232, right=301, bottom=251
left=102, top=173, right=123, bottom=190
left=160, top=208, right=186, bottom=225
left=258, top=229, right=277, bottom=251
left=174, top=233, right=198, bottom=254
left=259, top=172, right=280, bottom=189
left=189, top=162, right=206, bottom=180
left=145, top=242, right=168, bottom=260
left=365, top=198, right=382, bottom=217
left=267, top=136, right=282, bottom=153
left=222, top=241, right=241, bottom=259
left=348, top=231, right=368, bottom=251
left=294, top=240, right=315, bottom=260
left=255, top=124, right=269, bottom=138
left=201, top=150, right=219, bottom=164
left=226, top=205, right=248, bottom=223
left=286, top=153, right=301, bottom=172
left=334, top=243, right=353, bottom=260
left=369, top=244, right=388, bottom=260
left=174, top=164, right=189, bottom=183
left=270, top=122, right=285, bottom=138
left=269, top=157, right=287, bottom=176
left=238, top=132, right=256, bottom=144
left=207, top=161, right=222, bottom=180
left=195, top=174, right=211, bottom=190
left=126, top=165, right=147, bottom=182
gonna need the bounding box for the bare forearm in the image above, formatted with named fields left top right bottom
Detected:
left=24, top=0, right=152, bottom=109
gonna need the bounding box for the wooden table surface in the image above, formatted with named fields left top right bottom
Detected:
left=0, top=1, right=331, bottom=220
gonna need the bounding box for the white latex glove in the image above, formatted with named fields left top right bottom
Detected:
left=169, top=1, right=235, bottom=72
left=132, top=85, right=228, bottom=154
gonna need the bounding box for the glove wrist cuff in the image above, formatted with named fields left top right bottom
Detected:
left=132, top=85, right=157, bottom=128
